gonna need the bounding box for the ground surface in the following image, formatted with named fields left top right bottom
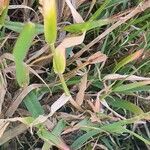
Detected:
left=0, top=0, right=150, bottom=150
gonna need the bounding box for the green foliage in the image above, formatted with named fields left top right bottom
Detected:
left=64, top=19, right=111, bottom=33
left=13, top=22, right=36, bottom=87
left=0, top=0, right=150, bottom=149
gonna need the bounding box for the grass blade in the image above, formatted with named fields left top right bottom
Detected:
left=113, top=49, right=143, bottom=73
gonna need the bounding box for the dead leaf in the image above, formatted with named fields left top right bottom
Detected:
left=0, top=124, right=28, bottom=145
left=76, top=73, right=87, bottom=106
left=0, top=71, right=6, bottom=113
left=50, top=94, right=71, bottom=116
left=132, top=49, right=143, bottom=60
left=30, top=94, right=71, bottom=126
left=104, top=74, right=150, bottom=81
left=6, top=84, right=45, bottom=117
left=0, top=117, right=26, bottom=138
left=88, top=51, right=107, bottom=64
left=0, top=121, right=9, bottom=138
left=61, top=32, right=86, bottom=48
left=65, top=0, right=84, bottom=23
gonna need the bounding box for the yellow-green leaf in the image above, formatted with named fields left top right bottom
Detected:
left=41, top=0, right=57, bottom=45
left=13, top=22, right=36, bottom=87
left=53, top=45, right=66, bottom=74
left=113, top=49, right=143, bottom=73
left=0, top=0, right=9, bottom=29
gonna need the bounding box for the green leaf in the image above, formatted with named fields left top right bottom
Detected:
left=113, top=49, right=143, bottom=73
left=42, top=141, right=53, bottom=150
left=52, top=119, right=66, bottom=136
left=43, top=0, right=57, bottom=44
left=112, top=81, right=150, bottom=93
left=38, top=126, right=69, bottom=150
left=106, top=97, right=144, bottom=115
left=89, top=0, right=111, bottom=21
left=71, top=130, right=99, bottom=150
left=0, top=0, right=9, bottom=29
left=13, top=22, right=36, bottom=87
left=23, top=91, right=44, bottom=118
left=64, top=19, right=111, bottom=33
left=4, top=21, right=44, bottom=34
left=125, top=128, right=150, bottom=145
left=53, top=45, right=66, bottom=74
left=71, top=112, right=150, bottom=149
left=0, top=8, right=8, bottom=29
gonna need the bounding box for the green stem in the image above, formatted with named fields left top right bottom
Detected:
left=50, top=43, right=55, bottom=53
left=58, top=73, right=70, bottom=96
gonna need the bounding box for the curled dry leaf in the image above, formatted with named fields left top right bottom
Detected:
left=88, top=51, right=107, bottom=64
left=53, top=0, right=85, bottom=74
left=104, top=74, right=150, bottom=81
left=63, top=0, right=86, bottom=19
left=76, top=73, right=87, bottom=106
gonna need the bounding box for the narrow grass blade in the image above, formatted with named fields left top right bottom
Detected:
left=64, top=19, right=112, bottom=33
left=113, top=49, right=143, bottom=73
left=4, top=21, right=44, bottom=34
left=112, top=81, right=150, bottom=93
left=71, top=112, right=150, bottom=149
left=89, top=0, right=111, bottom=21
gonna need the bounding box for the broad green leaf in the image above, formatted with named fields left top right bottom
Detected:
left=15, top=63, right=30, bottom=88
left=113, top=49, right=143, bottom=73
left=4, top=21, right=44, bottom=34
left=64, top=19, right=112, bottom=33
left=106, top=97, right=144, bottom=115
left=13, top=22, right=36, bottom=87
left=38, top=126, right=69, bottom=150
left=23, top=91, right=44, bottom=118
left=112, top=81, right=150, bottom=93
left=120, top=85, right=150, bottom=93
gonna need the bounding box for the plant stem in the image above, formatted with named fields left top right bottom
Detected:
left=58, top=73, right=70, bottom=96
left=50, top=43, right=55, bottom=53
